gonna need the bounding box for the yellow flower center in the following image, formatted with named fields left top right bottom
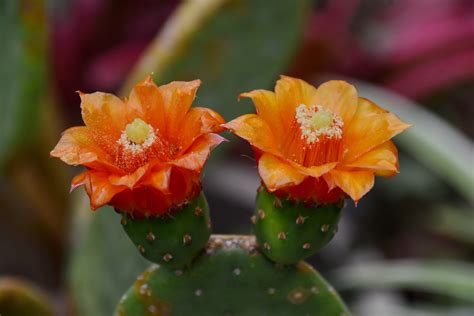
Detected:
left=295, top=104, right=343, bottom=144
left=118, top=118, right=156, bottom=154
left=310, top=109, right=333, bottom=130
left=125, top=118, right=152, bottom=144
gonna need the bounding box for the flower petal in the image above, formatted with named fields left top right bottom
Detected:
left=323, top=172, right=336, bottom=191
left=258, top=153, right=306, bottom=191
left=127, top=75, right=166, bottom=131
left=108, top=164, right=149, bottom=188
left=239, top=89, right=283, bottom=137
left=71, top=171, right=89, bottom=192
left=158, top=80, right=201, bottom=140
left=177, top=107, right=225, bottom=152
left=275, top=76, right=318, bottom=128
left=344, top=140, right=399, bottom=177
left=74, top=171, right=127, bottom=210
left=328, top=169, right=375, bottom=202
left=343, top=98, right=411, bottom=163
left=51, top=127, right=98, bottom=165
left=168, top=167, right=200, bottom=204
left=312, top=80, right=358, bottom=125
left=224, top=114, right=279, bottom=155
left=145, top=165, right=172, bottom=193
left=289, top=161, right=337, bottom=178
left=169, top=133, right=225, bottom=172
left=50, top=126, right=118, bottom=172
left=80, top=92, right=128, bottom=150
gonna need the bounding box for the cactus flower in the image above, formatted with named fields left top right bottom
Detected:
left=225, top=76, right=410, bottom=203
left=51, top=76, right=225, bottom=216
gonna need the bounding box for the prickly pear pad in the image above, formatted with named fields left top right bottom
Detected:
left=121, top=192, right=211, bottom=269
left=116, top=235, right=350, bottom=316
left=254, top=187, right=343, bottom=264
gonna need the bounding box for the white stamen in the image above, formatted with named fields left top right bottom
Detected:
left=295, top=104, right=343, bottom=144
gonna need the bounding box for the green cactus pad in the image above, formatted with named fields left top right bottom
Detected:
left=121, top=192, right=211, bottom=269
left=115, top=235, right=350, bottom=316
left=254, top=187, right=343, bottom=264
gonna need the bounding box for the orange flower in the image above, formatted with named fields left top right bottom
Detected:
left=225, top=76, right=410, bottom=203
left=51, top=76, right=225, bottom=216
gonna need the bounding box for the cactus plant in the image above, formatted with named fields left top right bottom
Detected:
left=253, top=186, right=343, bottom=264
left=116, top=235, right=350, bottom=316
left=52, top=73, right=409, bottom=315
left=121, top=192, right=211, bottom=269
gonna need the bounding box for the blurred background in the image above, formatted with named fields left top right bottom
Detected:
left=1, top=0, right=473, bottom=315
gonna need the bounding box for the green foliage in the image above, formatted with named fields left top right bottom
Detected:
left=355, top=302, right=474, bottom=316
left=333, top=260, right=474, bottom=303
left=123, top=0, right=312, bottom=120
left=428, top=205, right=474, bottom=245
left=0, top=277, right=54, bottom=316
left=69, top=201, right=149, bottom=316
left=254, top=187, right=343, bottom=264
left=122, top=193, right=212, bottom=269
left=0, top=0, right=47, bottom=168
left=116, top=235, right=350, bottom=316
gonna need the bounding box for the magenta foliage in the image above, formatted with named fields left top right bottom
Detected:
left=291, top=0, right=474, bottom=100
left=377, top=0, right=474, bottom=98
left=51, top=0, right=179, bottom=115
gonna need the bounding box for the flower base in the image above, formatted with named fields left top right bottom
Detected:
left=120, top=192, right=211, bottom=269
left=253, top=187, right=343, bottom=264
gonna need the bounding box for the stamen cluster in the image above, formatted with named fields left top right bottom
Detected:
left=295, top=104, right=343, bottom=144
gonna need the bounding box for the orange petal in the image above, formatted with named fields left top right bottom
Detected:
left=169, top=133, right=225, bottom=172
left=109, top=187, right=172, bottom=216
left=51, top=127, right=98, bottom=165
left=344, top=140, right=399, bottom=177
left=328, top=169, right=375, bottom=202
left=289, top=161, right=337, bottom=178
left=80, top=92, right=128, bottom=154
left=224, top=114, right=279, bottom=155
left=239, top=89, right=283, bottom=137
left=343, top=98, right=411, bottom=163
left=75, top=171, right=127, bottom=210
left=275, top=76, right=318, bottom=129
left=258, top=153, right=306, bottom=191
left=323, top=172, right=336, bottom=191
left=108, top=164, right=149, bottom=188
left=177, top=107, right=225, bottom=152
left=312, top=80, right=358, bottom=125
left=168, top=167, right=200, bottom=204
left=50, top=126, right=118, bottom=172
left=126, top=75, right=166, bottom=131
left=144, top=165, right=172, bottom=193
left=158, top=80, right=201, bottom=140
left=71, top=171, right=89, bottom=192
